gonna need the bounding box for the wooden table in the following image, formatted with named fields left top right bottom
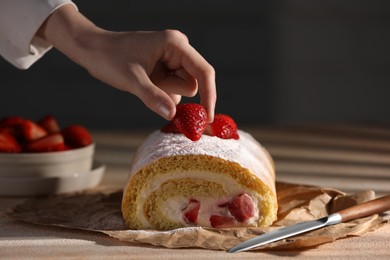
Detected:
left=1, top=124, right=389, bottom=259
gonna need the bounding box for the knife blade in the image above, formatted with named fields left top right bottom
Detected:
left=229, top=194, right=390, bottom=253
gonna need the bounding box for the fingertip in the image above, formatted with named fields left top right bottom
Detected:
left=136, top=81, right=176, bottom=121
left=207, top=110, right=214, bottom=123
left=201, top=96, right=216, bottom=123
left=158, top=103, right=175, bottom=120
left=204, top=103, right=215, bottom=123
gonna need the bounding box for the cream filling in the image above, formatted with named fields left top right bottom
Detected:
left=164, top=195, right=259, bottom=227
left=136, top=170, right=260, bottom=227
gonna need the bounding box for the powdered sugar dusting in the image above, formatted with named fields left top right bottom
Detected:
left=129, top=130, right=275, bottom=193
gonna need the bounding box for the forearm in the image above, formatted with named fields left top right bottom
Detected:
left=36, top=4, right=105, bottom=68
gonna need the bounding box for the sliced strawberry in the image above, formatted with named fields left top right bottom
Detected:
left=217, top=200, right=230, bottom=208
left=0, top=116, right=25, bottom=140
left=21, top=120, right=48, bottom=142
left=173, top=103, right=207, bottom=141
left=62, top=125, right=93, bottom=148
left=210, top=215, right=236, bottom=228
left=37, top=115, right=61, bottom=134
left=204, top=114, right=239, bottom=140
left=228, top=193, right=255, bottom=222
left=26, top=133, right=67, bottom=153
left=160, top=121, right=180, bottom=134
left=182, top=199, right=201, bottom=224
left=216, top=114, right=237, bottom=129
left=0, top=116, right=25, bottom=128
left=0, top=125, right=22, bottom=141
left=0, top=127, right=14, bottom=136
left=0, top=130, right=21, bottom=153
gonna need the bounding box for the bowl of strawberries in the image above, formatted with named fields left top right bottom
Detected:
left=0, top=115, right=104, bottom=196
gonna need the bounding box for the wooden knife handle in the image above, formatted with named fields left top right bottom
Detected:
left=338, top=194, right=390, bottom=222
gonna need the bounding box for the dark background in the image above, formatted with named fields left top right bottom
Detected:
left=1, top=0, right=390, bottom=130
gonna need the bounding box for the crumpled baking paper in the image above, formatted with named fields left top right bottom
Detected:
left=8, top=182, right=389, bottom=251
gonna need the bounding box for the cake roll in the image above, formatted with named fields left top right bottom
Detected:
left=121, top=130, right=277, bottom=230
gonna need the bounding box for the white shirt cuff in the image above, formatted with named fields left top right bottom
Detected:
left=0, top=0, right=78, bottom=69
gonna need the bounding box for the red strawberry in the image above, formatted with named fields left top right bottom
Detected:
left=0, top=130, right=21, bottom=153
left=173, top=103, right=207, bottom=141
left=205, top=114, right=239, bottom=140
left=21, top=120, right=48, bottom=142
left=216, top=114, right=237, bottom=129
left=0, top=116, right=25, bottom=127
left=217, top=200, right=230, bottom=208
left=0, top=116, right=25, bottom=140
left=0, top=127, right=14, bottom=136
left=62, top=125, right=93, bottom=148
left=160, top=121, right=180, bottom=134
left=25, top=133, right=67, bottom=152
left=182, top=199, right=201, bottom=224
left=228, top=193, right=255, bottom=222
left=210, top=215, right=236, bottom=228
left=37, top=115, right=60, bottom=134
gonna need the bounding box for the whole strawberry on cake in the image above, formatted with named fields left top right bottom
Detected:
left=122, top=103, right=277, bottom=230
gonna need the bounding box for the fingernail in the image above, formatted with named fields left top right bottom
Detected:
left=158, top=104, right=173, bottom=120
left=208, top=112, right=214, bottom=123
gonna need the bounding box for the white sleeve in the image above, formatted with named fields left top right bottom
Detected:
left=0, top=0, right=78, bottom=69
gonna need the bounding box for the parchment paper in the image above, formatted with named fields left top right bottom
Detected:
left=8, top=182, right=388, bottom=251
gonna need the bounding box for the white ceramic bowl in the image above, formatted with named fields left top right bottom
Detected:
left=0, top=144, right=95, bottom=178
left=0, top=161, right=105, bottom=196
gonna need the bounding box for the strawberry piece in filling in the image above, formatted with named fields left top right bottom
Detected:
left=210, top=215, right=236, bottom=228
left=182, top=199, right=201, bottom=224
left=180, top=193, right=255, bottom=227
left=227, top=193, right=256, bottom=222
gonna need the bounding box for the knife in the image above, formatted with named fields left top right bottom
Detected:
left=229, top=194, right=390, bottom=253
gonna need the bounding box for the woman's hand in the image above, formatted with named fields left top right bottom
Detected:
left=37, top=5, right=216, bottom=122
